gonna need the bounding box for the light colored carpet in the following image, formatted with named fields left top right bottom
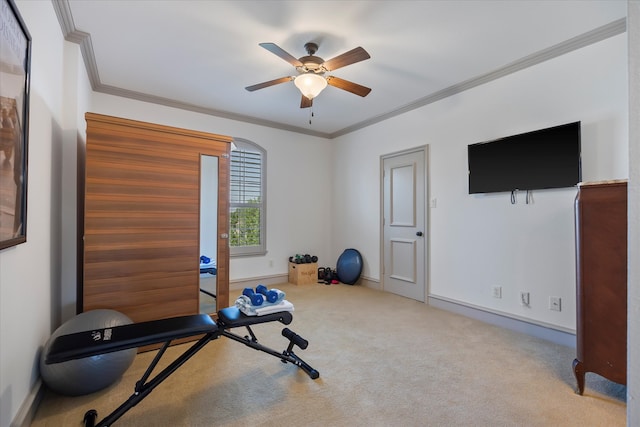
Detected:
left=32, top=283, right=626, bottom=426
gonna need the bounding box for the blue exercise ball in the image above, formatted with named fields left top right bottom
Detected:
left=336, top=248, right=363, bottom=285
left=39, top=309, right=136, bottom=396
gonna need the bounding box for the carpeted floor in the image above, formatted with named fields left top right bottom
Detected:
left=32, top=283, right=626, bottom=426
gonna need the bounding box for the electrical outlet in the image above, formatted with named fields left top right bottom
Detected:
left=549, top=296, right=561, bottom=311
left=268, top=259, right=274, bottom=268
left=492, top=286, right=502, bottom=299
left=520, top=292, right=530, bottom=306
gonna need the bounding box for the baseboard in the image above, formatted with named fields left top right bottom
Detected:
left=428, top=295, right=576, bottom=348
left=11, top=379, right=45, bottom=427
left=230, top=274, right=289, bottom=291
left=230, top=274, right=379, bottom=291
left=357, top=276, right=380, bottom=291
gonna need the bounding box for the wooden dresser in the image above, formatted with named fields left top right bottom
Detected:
left=573, top=180, right=627, bottom=394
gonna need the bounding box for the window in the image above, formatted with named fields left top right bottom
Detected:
left=229, top=138, right=266, bottom=256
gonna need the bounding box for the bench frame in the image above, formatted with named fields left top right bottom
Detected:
left=45, top=307, right=318, bottom=427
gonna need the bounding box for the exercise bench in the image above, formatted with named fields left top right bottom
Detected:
left=45, top=306, right=319, bottom=427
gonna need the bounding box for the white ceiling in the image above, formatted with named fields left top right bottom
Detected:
left=56, top=1, right=627, bottom=138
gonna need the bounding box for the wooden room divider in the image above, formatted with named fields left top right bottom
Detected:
left=79, top=113, right=231, bottom=324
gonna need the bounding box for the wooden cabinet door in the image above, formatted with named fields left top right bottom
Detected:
left=80, top=113, right=230, bottom=323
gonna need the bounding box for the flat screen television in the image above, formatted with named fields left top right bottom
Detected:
left=468, top=121, right=581, bottom=194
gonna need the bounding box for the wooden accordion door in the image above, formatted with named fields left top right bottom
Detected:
left=80, top=113, right=230, bottom=323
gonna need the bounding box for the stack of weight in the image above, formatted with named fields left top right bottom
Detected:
left=317, top=267, right=338, bottom=285
left=288, top=254, right=318, bottom=286
left=288, top=254, right=318, bottom=264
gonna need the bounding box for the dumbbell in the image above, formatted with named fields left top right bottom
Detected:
left=242, top=287, right=264, bottom=306
left=256, top=284, right=279, bottom=303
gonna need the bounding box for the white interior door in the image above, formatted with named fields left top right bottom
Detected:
left=382, top=148, right=427, bottom=302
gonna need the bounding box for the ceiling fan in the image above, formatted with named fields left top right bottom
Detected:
left=245, top=42, right=371, bottom=108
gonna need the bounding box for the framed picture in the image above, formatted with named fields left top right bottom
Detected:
left=0, top=0, right=31, bottom=250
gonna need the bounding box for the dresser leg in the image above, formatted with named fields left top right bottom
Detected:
left=572, top=358, right=585, bottom=395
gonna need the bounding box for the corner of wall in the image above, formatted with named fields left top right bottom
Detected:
left=10, top=379, right=44, bottom=427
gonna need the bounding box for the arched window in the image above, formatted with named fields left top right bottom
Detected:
left=229, top=138, right=266, bottom=256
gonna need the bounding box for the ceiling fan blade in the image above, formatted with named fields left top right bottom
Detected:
left=322, top=47, right=370, bottom=71
left=245, top=76, right=293, bottom=92
left=300, top=95, right=313, bottom=109
left=259, top=43, right=303, bottom=67
left=326, top=76, right=371, bottom=97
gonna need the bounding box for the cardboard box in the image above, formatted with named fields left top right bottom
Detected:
left=288, top=262, right=318, bottom=285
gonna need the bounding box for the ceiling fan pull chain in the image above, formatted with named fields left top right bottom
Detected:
left=309, top=106, right=315, bottom=125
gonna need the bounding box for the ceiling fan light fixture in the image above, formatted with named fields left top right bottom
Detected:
left=294, top=73, right=327, bottom=99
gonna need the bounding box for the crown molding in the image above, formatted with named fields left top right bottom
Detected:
left=52, top=0, right=625, bottom=140
left=330, top=17, right=627, bottom=138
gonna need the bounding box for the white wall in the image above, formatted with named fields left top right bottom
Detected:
left=333, top=33, right=628, bottom=332
left=0, top=1, right=65, bottom=425
left=627, top=1, right=639, bottom=424
left=58, top=37, right=93, bottom=322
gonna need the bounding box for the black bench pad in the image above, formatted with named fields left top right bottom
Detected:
left=46, top=314, right=218, bottom=364
left=217, top=306, right=292, bottom=329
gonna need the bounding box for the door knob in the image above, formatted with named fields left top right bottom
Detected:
left=416, top=231, right=423, bottom=236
